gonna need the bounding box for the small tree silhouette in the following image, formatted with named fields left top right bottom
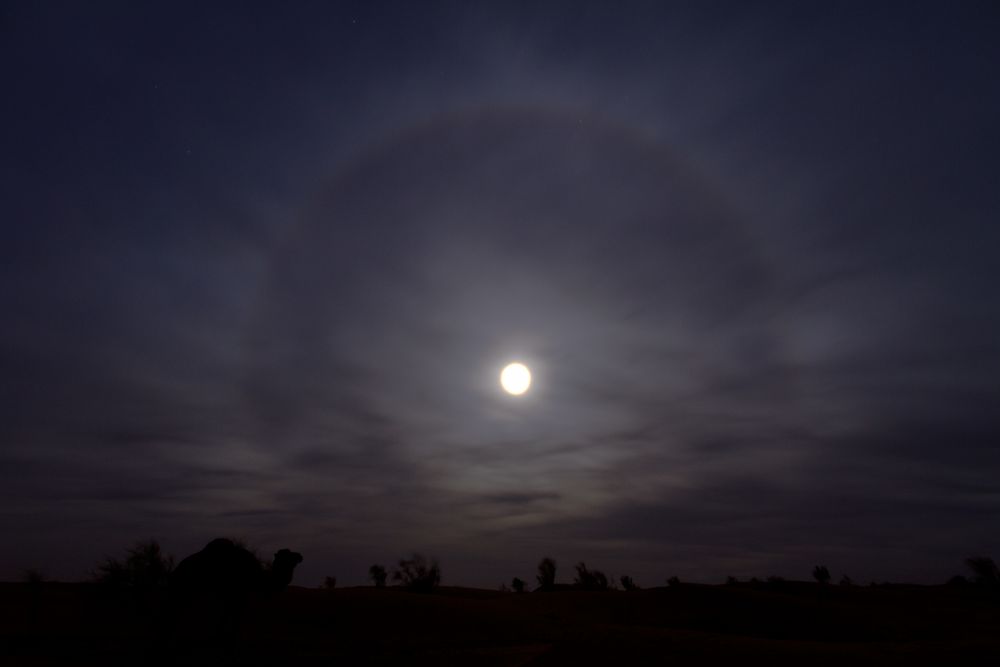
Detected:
left=23, top=569, right=46, bottom=585
left=95, top=539, right=174, bottom=591
left=965, top=557, right=999, bottom=585
left=23, top=568, right=46, bottom=631
left=369, top=564, right=388, bottom=588
left=511, top=577, right=526, bottom=593
left=96, top=557, right=128, bottom=589
left=537, top=557, right=557, bottom=590
left=620, top=575, right=639, bottom=591
left=812, top=566, right=831, bottom=585
left=94, top=539, right=174, bottom=617
left=393, top=554, right=440, bottom=592
left=574, top=563, right=609, bottom=591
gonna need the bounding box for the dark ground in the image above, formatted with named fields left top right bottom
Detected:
left=2, top=581, right=999, bottom=665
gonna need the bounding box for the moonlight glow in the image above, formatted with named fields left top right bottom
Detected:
left=500, top=362, right=532, bottom=395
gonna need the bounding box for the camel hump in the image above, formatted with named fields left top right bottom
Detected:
left=205, top=538, right=239, bottom=552
left=273, top=548, right=304, bottom=566
left=170, top=538, right=262, bottom=593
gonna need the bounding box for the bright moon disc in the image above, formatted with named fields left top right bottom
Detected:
left=500, top=362, right=532, bottom=395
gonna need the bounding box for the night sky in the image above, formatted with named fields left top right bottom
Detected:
left=3, top=1, right=1000, bottom=588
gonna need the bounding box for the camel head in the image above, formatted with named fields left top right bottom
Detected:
left=267, top=549, right=303, bottom=591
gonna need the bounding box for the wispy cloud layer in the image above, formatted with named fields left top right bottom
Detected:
left=2, top=2, right=999, bottom=585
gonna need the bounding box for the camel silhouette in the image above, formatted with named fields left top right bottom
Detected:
left=167, top=538, right=302, bottom=641
left=171, top=538, right=303, bottom=598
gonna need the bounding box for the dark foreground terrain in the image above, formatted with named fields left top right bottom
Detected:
left=2, top=581, right=999, bottom=665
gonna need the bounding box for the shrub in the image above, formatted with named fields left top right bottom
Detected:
left=22, top=569, right=46, bottom=585
left=813, top=565, right=831, bottom=585
left=96, top=556, right=129, bottom=589
left=965, top=557, right=999, bottom=585
left=369, top=564, right=388, bottom=588
left=620, top=575, right=639, bottom=591
left=95, top=539, right=173, bottom=591
left=537, top=557, right=557, bottom=590
left=574, top=562, right=609, bottom=591
left=393, top=554, right=440, bottom=592
left=511, top=577, right=526, bottom=593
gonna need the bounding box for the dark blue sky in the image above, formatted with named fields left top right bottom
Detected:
left=2, top=1, right=999, bottom=587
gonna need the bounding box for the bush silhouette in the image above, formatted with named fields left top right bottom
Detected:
left=574, top=563, right=609, bottom=591
left=369, top=564, right=388, bottom=588
left=393, top=554, right=440, bottom=592
left=94, top=539, right=176, bottom=618
left=322, top=576, right=337, bottom=590
left=511, top=577, right=526, bottom=593
left=620, top=575, right=639, bottom=591
left=813, top=565, right=831, bottom=585
left=537, top=557, right=557, bottom=590
left=95, top=539, right=174, bottom=593
left=965, top=557, right=999, bottom=585
left=23, top=569, right=46, bottom=585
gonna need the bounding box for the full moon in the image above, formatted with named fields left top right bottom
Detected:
left=500, top=362, right=532, bottom=395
